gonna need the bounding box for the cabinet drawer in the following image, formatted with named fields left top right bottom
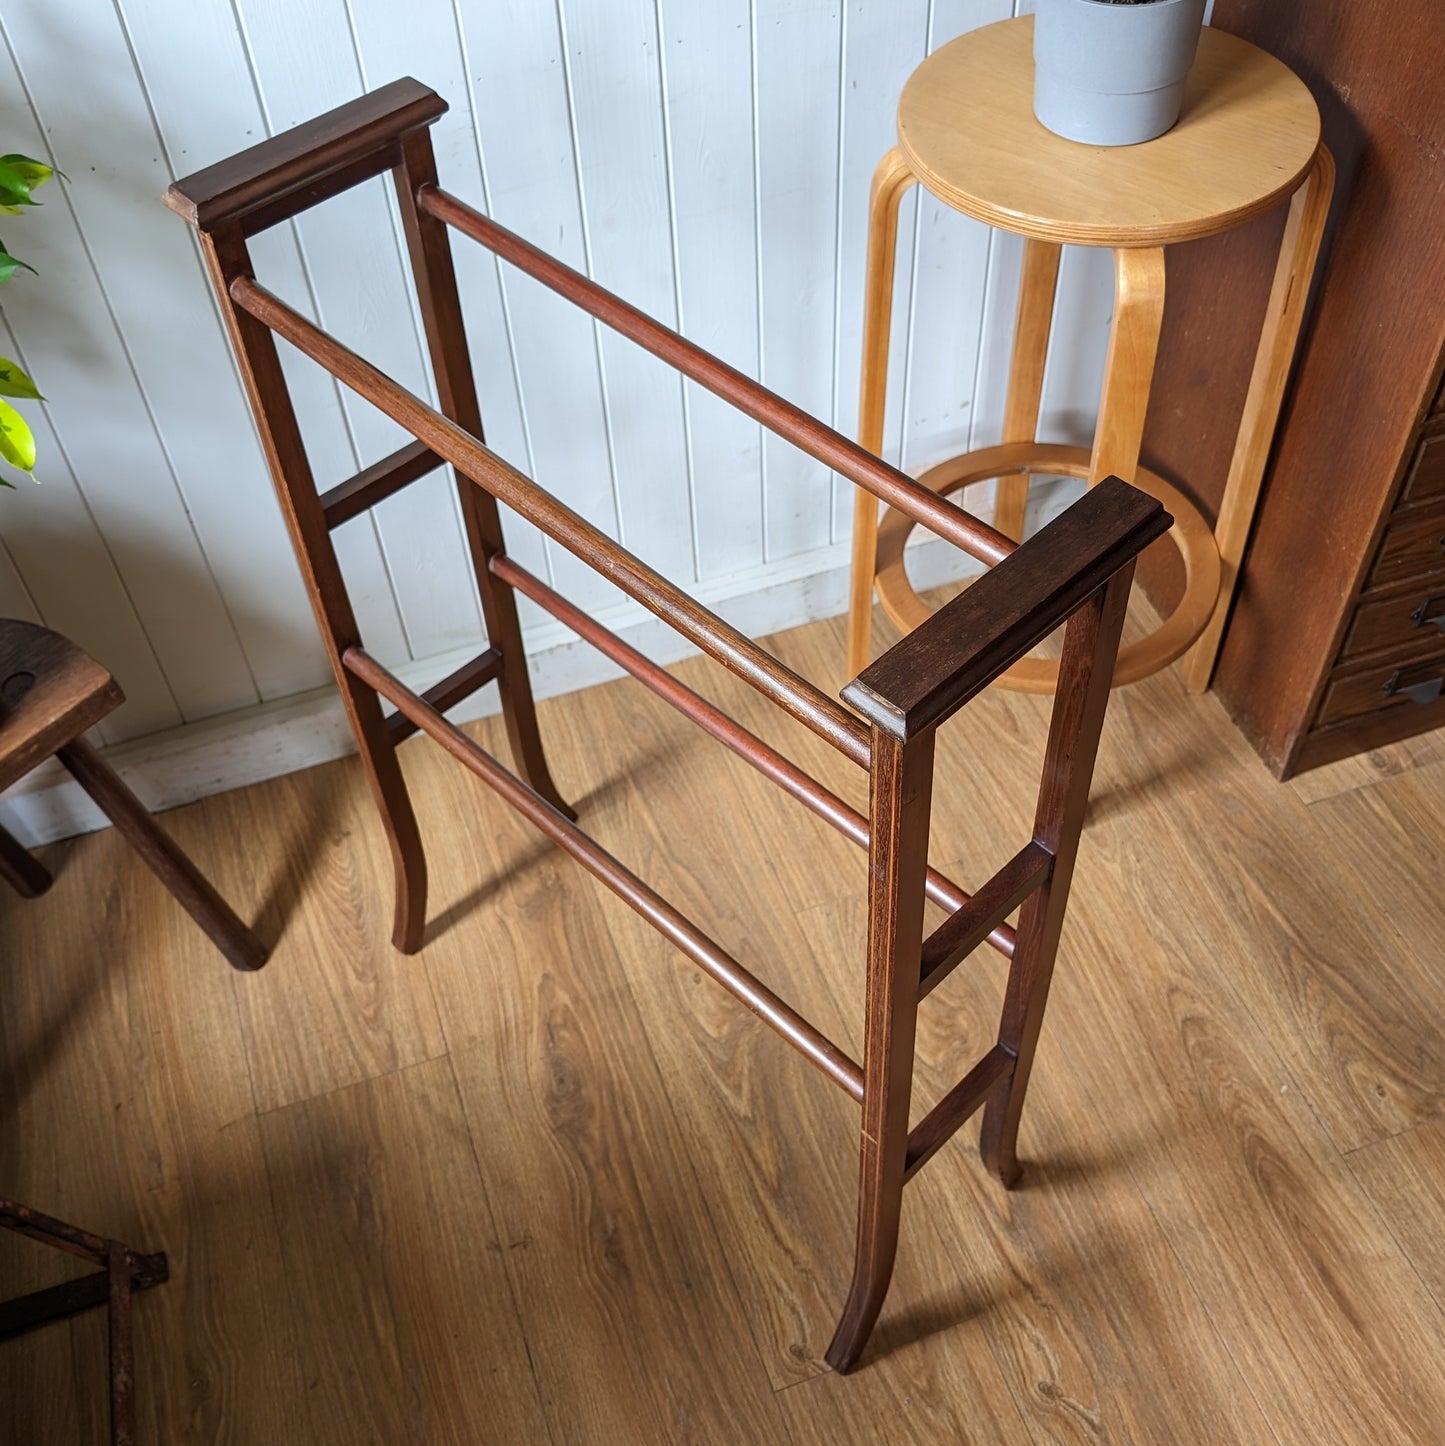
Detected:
left=1366, top=504, right=1445, bottom=589
left=1318, top=652, right=1445, bottom=725
left=1401, top=431, right=1445, bottom=505
left=1341, top=587, right=1445, bottom=660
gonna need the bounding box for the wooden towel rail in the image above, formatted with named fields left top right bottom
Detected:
left=165, top=79, right=1170, bottom=1373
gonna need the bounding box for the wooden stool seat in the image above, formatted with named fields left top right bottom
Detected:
left=0, top=621, right=123, bottom=793
left=0, top=619, right=266, bottom=971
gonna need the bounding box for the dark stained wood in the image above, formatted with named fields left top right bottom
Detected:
left=1339, top=584, right=1445, bottom=662
left=1143, top=0, right=1445, bottom=774
left=419, top=184, right=1015, bottom=569
left=0, top=620, right=123, bottom=793
left=491, top=551, right=999, bottom=934
left=194, top=223, right=430, bottom=954
left=391, top=126, right=573, bottom=819
left=1315, top=651, right=1445, bottom=726
left=843, top=477, right=1168, bottom=738
left=981, top=564, right=1137, bottom=1187
left=318, top=438, right=443, bottom=531
left=55, top=739, right=266, bottom=973
left=0, top=619, right=263, bottom=970
left=824, top=728, right=936, bottom=1373
left=1366, top=502, right=1445, bottom=591
left=229, top=272, right=875, bottom=769
left=168, top=85, right=1164, bottom=1371
left=383, top=647, right=501, bottom=745
left=918, top=841, right=1051, bottom=998
left=903, top=1043, right=1015, bottom=1182
left=1402, top=429, right=1445, bottom=507
left=161, top=77, right=446, bottom=232
left=1293, top=688, right=1445, bottom=774
left=0, top=821, right=50, bottom=898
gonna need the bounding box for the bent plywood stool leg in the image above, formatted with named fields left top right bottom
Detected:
left=847, top=147, right=920, bottom=680
left=1182, top=143, right=1336, bottom=692
left=166, top=80, right=1169, bottom=1372
left=0, top=619, right=266, bottom=972
left=993, top=237, right=1063, bottom=543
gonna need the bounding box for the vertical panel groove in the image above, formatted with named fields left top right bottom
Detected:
left=1, top=9, right=259, bottom=716
left=748, top=0, right=770, bottom=564
left=342, top=0, right=484, bottom=642
left=553, top=0, right=627, bottom=555
left=228, top=0, right=409, bottom=655
left=448, top=0, right=552, bottom=590
left=650, top=0, right=703, bottom=584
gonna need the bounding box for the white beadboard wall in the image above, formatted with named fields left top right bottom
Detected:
left=0, top=0, right=1117, bottom=845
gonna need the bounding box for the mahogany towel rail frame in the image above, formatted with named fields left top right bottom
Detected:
left=165, top=79, right=1170, bottom=1373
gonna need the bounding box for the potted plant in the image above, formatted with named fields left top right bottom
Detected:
left=1033, top=0, right=1209, bottom=147
left=0, top=152, right=53, bottom=485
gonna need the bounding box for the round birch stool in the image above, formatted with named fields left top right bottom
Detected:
left=846, top=16, right=1333, bottom=692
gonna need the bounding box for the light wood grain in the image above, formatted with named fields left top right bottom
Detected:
left=257, top=1056, right=549, bottom=1445
left=899, top=18, right=1320, bottom=248
left=1348, top=1121, right=1445, bottom=1318
left=4, top=601, right=1445, bottom=1441
left=993, top=237, right=1061, bottom=544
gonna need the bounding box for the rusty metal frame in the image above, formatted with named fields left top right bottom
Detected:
left=1, top=1198, right=168, bottom=1444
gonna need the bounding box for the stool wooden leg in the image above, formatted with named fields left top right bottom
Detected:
left=0, top=820, right=51, bottom=898
left=1090, top=246, right=1167, bottom=488
left=1182, top=143, right=1335, bottom=694
left=994, top=238, right=1062, bottom=542
left=980, top=564, right=1134, bottom=1185
left=56, top=737, right=267, bottom=972
left=825, top=727, right=934, bottom=1372
left=848, top=147, right=919, bottom=679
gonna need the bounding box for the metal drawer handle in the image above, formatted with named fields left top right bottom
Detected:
left=1410, top=594, right=1445, bottom=633
left=1384, top=669, right=1445, bottom=706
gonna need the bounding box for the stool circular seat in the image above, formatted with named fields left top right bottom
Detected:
left=898, top=19, right=1320, bottom=248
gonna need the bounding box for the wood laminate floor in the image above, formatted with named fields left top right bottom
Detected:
left=3, top=601, right=1445, bottom=1444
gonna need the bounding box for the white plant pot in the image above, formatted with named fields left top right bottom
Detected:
left=1033, top=0, right=1209, bottom=147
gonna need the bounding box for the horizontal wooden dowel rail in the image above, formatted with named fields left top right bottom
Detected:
left=418, top=184, right=1016, bottom=570
left=229, top=274, right=872, bottom=770
left=491, top=553, right=1004, bottom=938
left=342, top=644, right=867, bottom=1102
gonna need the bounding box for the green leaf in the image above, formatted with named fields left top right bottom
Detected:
left=0, top=162, right=40, bottom=210
left=0, top=358, right=41, bottom=401
left=0, top=397, right=36, bottom=472
left=0, top=247, right=36, bottom=285
left=0, top=155, right=54, bottom=191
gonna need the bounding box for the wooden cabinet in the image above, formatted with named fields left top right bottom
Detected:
left=1137, top=0, right=1445, bottom=776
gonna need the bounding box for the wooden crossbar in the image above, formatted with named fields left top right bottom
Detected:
left=320, top=438, right=444, bottom=530
left=919, top=841, right=1051, bottom=996
left=230, top=274, right=873, bottom=771
left=164, top=77, right=1171, bottom=1374
left=344, top=644, right=866, bottom=1100
left=490, top=552, right=995, bottom=931
left=420, top=184, right=1015, bottom=570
